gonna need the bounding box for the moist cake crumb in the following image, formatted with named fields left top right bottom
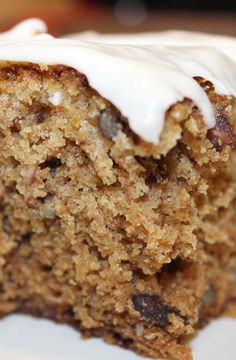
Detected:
left=0, top=62, right=235, bottom=360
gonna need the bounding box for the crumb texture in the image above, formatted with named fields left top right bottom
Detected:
left=0, top=64, right=235, bottom=360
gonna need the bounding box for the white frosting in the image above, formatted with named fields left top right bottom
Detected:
left=0, top=19, right=236, bottom=143
left=0, top=18, right=48, bottom=40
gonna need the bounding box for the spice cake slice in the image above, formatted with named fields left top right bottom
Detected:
left=0, top=19, right=236, bottom=360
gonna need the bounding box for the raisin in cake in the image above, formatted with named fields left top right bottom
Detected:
left=0, top=18, right=236, bottom=360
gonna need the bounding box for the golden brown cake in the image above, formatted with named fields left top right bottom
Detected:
left=0, top=19, right=236, bottom=360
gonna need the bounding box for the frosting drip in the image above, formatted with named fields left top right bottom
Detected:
left=0, top=19, right=235, bottom=143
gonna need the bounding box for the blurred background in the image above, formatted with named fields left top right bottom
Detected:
left=0, top=0, right=235, bottom=36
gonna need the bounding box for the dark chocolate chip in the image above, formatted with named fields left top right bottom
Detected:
left=21, top=232, right=32, bottom=243
left=132, top=293, right=188, bottom=329
left=207, top=112, right=235, bottom=151
left=41, top=264, right=53, bottom=272
left=37, top=191, right=55, bottom=203
left=99, top=109, right=123, bottom=140
left=39, top=157, right=62, bottom=177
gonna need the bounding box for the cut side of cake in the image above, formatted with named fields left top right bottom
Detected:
left=0, top=19, right=236, bottom=360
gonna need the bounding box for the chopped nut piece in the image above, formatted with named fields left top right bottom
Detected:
left=99, top=109, right=122, bottom=140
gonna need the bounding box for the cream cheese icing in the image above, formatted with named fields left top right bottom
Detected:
left=0, top=18, right=47, bottom=40
left=0, top=18, right=236, bottom=144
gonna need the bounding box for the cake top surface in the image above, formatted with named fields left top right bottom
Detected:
left=0, top=18, right=236, bottom=144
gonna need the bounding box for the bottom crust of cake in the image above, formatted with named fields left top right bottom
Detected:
left=3, top=268, right=235, bottom=360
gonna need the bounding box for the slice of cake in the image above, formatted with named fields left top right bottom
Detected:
left=0, top=18, right=236, bottom=360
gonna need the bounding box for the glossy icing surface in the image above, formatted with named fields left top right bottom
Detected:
left=0, top=19, right=236, bottom=143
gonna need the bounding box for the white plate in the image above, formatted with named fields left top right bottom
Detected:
left=0, top=315, right=235, bottom=360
